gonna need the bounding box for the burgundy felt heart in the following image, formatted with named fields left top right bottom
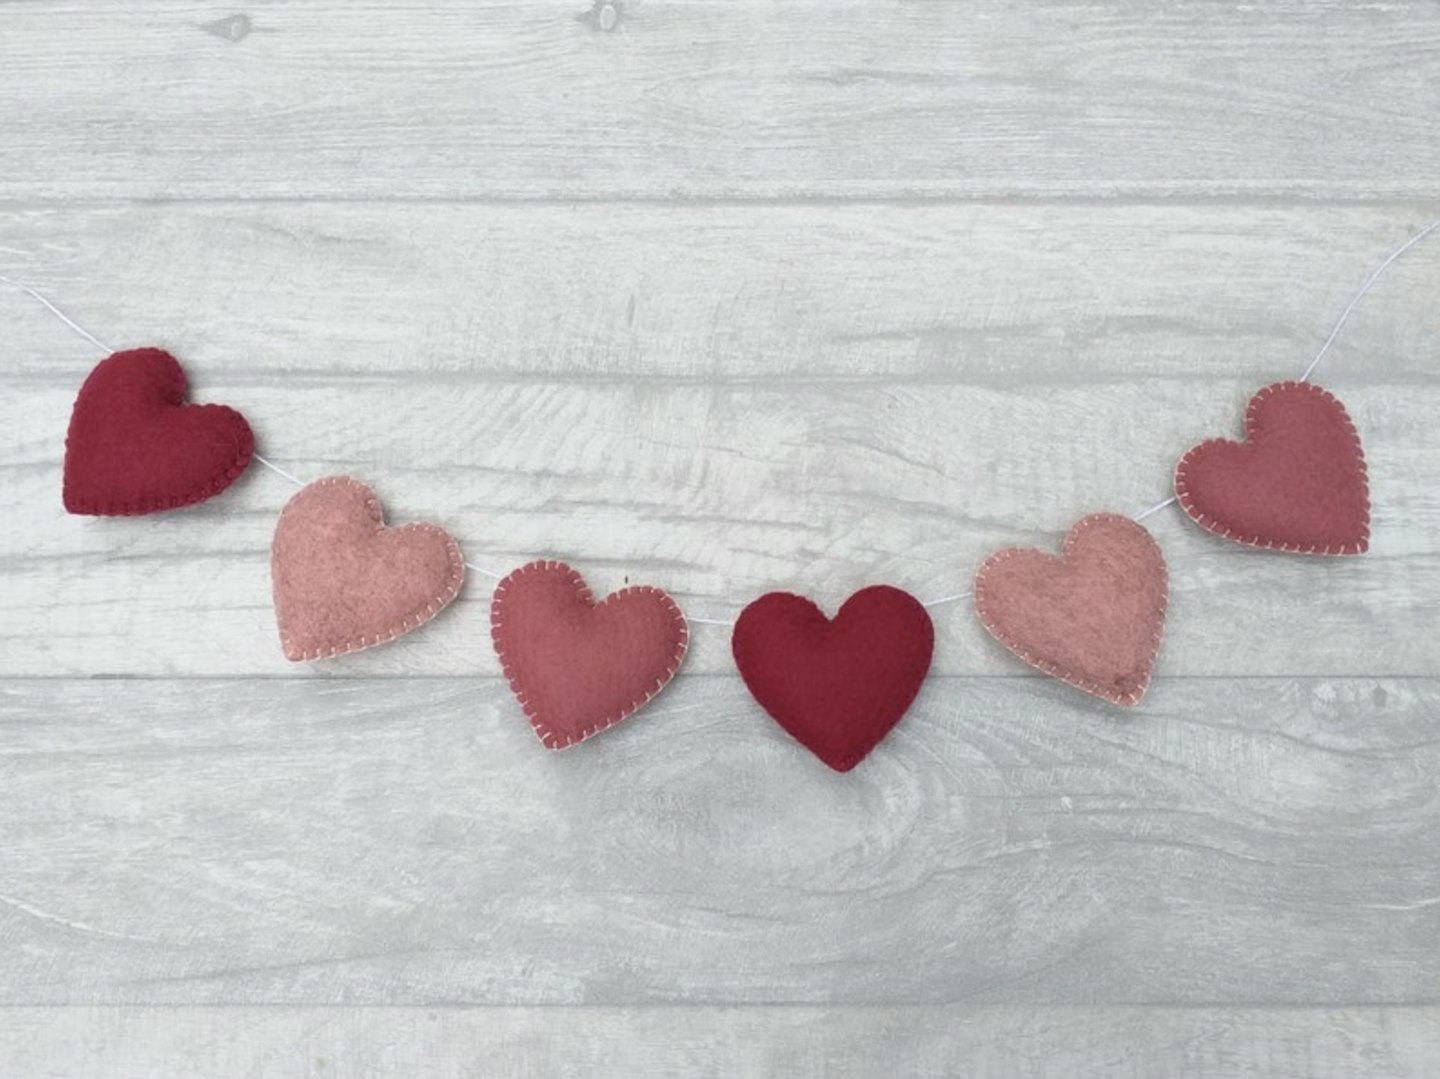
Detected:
left=1175, top=380, right=1369, bottom=555
left=271, top=476, right=465, bottom=661
left=491, top=561, right=689, bottom=750
left=731, top=586, right=934, bottom=772
left=63, top=348, right=254, bottom=515
left=974, top=513, right=1167, bottom=706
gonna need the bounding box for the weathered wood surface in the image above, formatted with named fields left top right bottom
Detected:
left=5, top=203, right=1439, bottom=382
left=2, top=2, right=1440, bottom=200
left=6, top=1006, right=1440, bottom=1078
left=1, top=678, right=1436, bottom=1005
left=3, top=204, right=1437, bottom=678
left=5, top=0, right=1440, bottom=1071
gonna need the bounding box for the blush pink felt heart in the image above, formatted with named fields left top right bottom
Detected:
left=64, top=348, right=253, bottom=516
left=490, top=561, right=689, bottom=750
left=974, top=513, right=1168, bottom=706
left=1175, top=380, right=1370, bottom=555
left=271, top=476, right=465, bottom=661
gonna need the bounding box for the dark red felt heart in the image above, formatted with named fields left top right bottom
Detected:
left=974, top=513, right=1168, bottom=706
left=491, top=561, right=689, bottom=750
left=1174, top=380, right=1369, bottom=555
left=63, top=348, right=254, bottom=516
left=731, top=586, right=934, bottom=772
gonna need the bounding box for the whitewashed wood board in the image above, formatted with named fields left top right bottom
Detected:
left=3, top=379, right=1437, bottom=679
left=5, top=0, right=1440, bottom=1071
left=2, top=203, right=1437, bottom=678
left=2, top=1, right=1439, bottom=199
left=6, top=1005, right=1440, bottom=1078
left=1, top=677, right=1435, bottom=1005
left=4, top=203, right=1439, bottom=383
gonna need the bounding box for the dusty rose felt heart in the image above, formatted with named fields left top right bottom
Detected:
left=63, top=348, right=253, bottom=515
left=1174, top=380, right=1369, bottom=555
left=731, top=586, right=934, bottom=772
left=271, top=476, right=465, bottom=661
left=974, top=513, right=1168, bottom=706
left=490, top=560, right=689, bottom=750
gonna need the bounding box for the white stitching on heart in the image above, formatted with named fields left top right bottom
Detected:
left=490, top=559, right=689, bottom=750
left=274, top=475, right=466, bottom=661
left=973, top=512, right=1169, bottom=707
left=1173, top=381, right=1370, bottom=557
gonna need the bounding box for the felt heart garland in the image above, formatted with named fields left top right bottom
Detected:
left=490, top=560, right=689, bottom=750
left=33, top=219, right=1436, bottom=755
left=974, top=513, right=1168, bottom=705
left=63, top=348, right=253, bottom=515
left=731, top=586, right=934, bottom=771
left=1175, top=381, right=1370, bottom=555
left=271, top=476, right=465, bottom=661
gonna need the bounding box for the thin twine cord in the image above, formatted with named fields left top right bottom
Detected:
left=1131, top=216, right=1440, bottom=523
left=251, top=454, right=306, bottom=488
left=0, top=274, right=114, bottom=354
left=1299, top=218, right=1440, bottom=383
left=7, top=216, right=1438, bottom=624
left=0, top=282, right=514, bottom=586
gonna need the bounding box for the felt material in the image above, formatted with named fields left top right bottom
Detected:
left=63, top=348, right=253, bottom=515
left=490, top=560, right=689, bottom=750
left=271, top=476, right=465, bottom=661
left=731, top=586, right=934, bottom=773
left=974, top=513, right=1168, bottom=706
left=1174, top=380, right=1370, bottom=555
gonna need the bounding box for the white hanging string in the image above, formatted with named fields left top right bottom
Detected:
left=464, top=562, right=507, bottom=581
left=1129, top=216, right=1440, bottom=524
left=1134, top=496, right=1176, bottom=521
left=251, top=453, right=306, bottom=489
left=7, top=216, right=1438, bottom=627
left=919, top=592, right=968, bottom=608
left=0, top=288, right=516, bottom=586
left=1299, top=218, right=1440, bottom=383
left=0, top=274, right=114, bottom=354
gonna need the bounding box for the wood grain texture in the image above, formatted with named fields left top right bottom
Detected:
left=3, top=203, right=1437, bottom=678
left=5, top=202, right=1440, bottom=383
left=2, top=677, right=1436, bottom=1005
left=5, top=1006, right=1440, bottom=1078
left=6, top=0, right=1440, bottom=1068
left=2, top=1, right=1440, bottom=200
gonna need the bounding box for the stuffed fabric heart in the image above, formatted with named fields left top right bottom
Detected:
left=1175, top=380, right=1369, bottom=555
left=731, top=586, right=934, bottom=772
left=63, top=348, right=253, bottom=515
left=974, top=513, right=1168, bottom=706
left=271, top=476, right=465, bottom=660
left=491, top=560, right=689, bottom=750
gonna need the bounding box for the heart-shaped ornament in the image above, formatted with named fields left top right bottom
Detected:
left=491, top=561, right=689, bottom=750
left=63, top=348, right=254, bottom=515
left=1175, top=380, right=1369, bottom=555
left=974, top=513, right=1167, bottom=706
left=271, top=476, right=465, bottom=660
left=731, top=586, right=933, bottom=772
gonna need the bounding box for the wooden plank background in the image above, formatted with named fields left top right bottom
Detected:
left=2, top=1, right=1438, bottom=1075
